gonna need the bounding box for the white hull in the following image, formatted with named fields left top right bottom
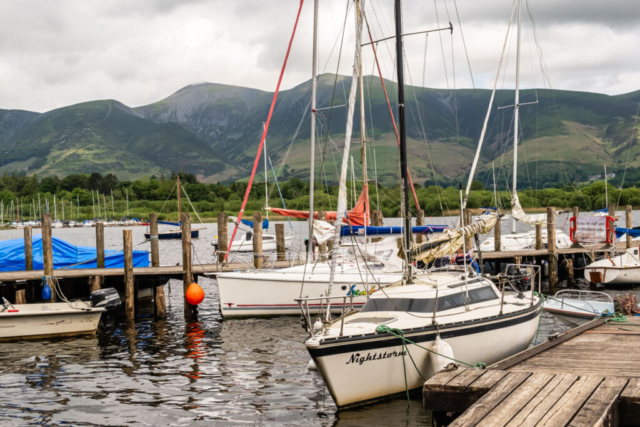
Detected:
left=584, top=248, right=640, bottom=285
left=0, top=302, right=105, bottom=341
left=309, top=305, right=540, bottom=407
left=216, top=264, right=401, bottom=318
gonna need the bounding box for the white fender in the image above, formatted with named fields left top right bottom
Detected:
left=429, top=336, right=455, bottom=374
left=307, top=359, right=317, bottom=370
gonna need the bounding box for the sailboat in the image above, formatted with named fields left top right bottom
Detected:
left=52, top=195, right=64, bottom=228
left=144, top=176, right=204, bottom=240
left=301, top=0, right=541, bottom=408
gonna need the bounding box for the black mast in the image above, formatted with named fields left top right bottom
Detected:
left=394, top=0, right=412, bottom=281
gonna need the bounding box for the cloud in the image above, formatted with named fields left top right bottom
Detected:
left=0, top=0, right=636, bottom=113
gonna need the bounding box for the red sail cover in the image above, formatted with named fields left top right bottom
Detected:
left=271, top=185, right=370, bottom=226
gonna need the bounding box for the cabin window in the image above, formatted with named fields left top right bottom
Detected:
left=361, top=286, right=498, bottom=314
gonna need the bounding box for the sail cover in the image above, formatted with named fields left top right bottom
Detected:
left=0, top=235, right=150, bottom=272
left=270, top=186, right=370, bottom=226
left=409, top=215, right=498, bottom=263
left=511, top=193, right=548, bottom=225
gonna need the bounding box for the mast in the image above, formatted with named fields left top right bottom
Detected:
left=604, top=165, right=608, bottom=207
left=395, top=0, right=412, bottom=281
left=126, top=188, right=129, bottom=217
left=511, top=0, right=522, bottom=234
left=307, top=0, right=319, bottom=262
left=54, top=194, right=57, bottom=222
left=357, top=0, right=369, bottom=291
left=77, top=195, right=79, bottom=221
left=263, top=122, right=269, bottom=219
left=103, top=194, right=107, bottom=219
left=62, top=197, right=65, bottom=221
left=177, top=175, right=182, bottom=222
left=111, top=190, right=115, bottom=218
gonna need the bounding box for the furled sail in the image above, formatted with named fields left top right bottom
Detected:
left=511, top=193, right=548, bottom=226
left=408, top=215, right=498, bottom=263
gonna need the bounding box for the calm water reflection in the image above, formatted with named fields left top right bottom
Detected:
left=0, top=216, right=637, bottom=425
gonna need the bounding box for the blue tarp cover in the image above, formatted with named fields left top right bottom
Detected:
left=0, top=235, right=150, bottom=272
left=593, top=208, right=608, bottom=213
left=158, top=221, right=181, bottom=226
left=340, top=225, right=448, bottom=236
left=240, top=218, right=270, bottom=230
left=615, top=227, right=640, bottom=239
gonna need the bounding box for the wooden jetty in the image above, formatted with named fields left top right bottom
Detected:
left=0, top=211, right=300, bottom=320
left=423, top=316, right=640, bottom=426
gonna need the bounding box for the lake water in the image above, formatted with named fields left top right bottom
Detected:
left=0, top=214, right=638, bottom=426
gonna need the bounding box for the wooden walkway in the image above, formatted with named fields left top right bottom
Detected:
left=0, top=259, right=303, bottom=282
left=474, top=241, right=629, bottom=260
left=423, top=317, right=640, bottom=426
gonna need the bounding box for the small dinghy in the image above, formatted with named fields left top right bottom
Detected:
left=543, top=290, right=614, bottom=328
left=0, top=288, right=121, bottom=341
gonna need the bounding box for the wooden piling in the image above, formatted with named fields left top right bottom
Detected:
left=535, top=223, right=542, bottom=250
left=15, top=289, right=26, bottom=304
left=372, top=210, right=383, bottom=242
left=89, top=276, right=101, bottom=293
left=96, top=222, right=105, bottom=268
left=494, top=214, right=501, bottom=252
left=566, top=258, right=575, bottom=288
left=23, top=227, right=33, bottom=271
left=123, top=229, right=134, bottom=320
left=572, top=205, right=579, bottom=219
left=608, top=203, right=616, bottom=219
left=627, top=205, right=633, bottom=249
left=547, top=207, right=558, bottom=294
left=181, top=213, right=194, bottom=319
left=41, top=214, right=55, bottom=302
left=253, top=211, right=263, bottom=269
left=276, top=223, right=286, bottom=261
left=149, top=213, right=166, bottom=318
left=464, top=209, right=473, bottom=250
left=416, top=209, right=425, bottom=244
left=217, top=212, right=228, bottom=264
left=318, top=211, right=327, bottom=259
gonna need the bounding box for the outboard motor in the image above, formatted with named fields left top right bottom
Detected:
left=90, top=288, right=122, bottom=312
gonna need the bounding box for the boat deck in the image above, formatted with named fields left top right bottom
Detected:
left=423, top=316, right=640, bottom=426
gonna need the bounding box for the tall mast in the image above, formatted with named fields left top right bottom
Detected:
left=54, top=194, right=57, bottom=222
left=511, top=0, right=522, bottom=234
left=263, top=122, right=269, bottom=219
left=308, top=0, right=319, bottom=260
left=395, top=0, right=412, bottom=281
left=62, top=197, right=65, bottom=221
left=111, top=190, right=115, bottom=218
left=357, top=0, right=369, bottom=290
left=177, top=175, right=182, bottom=221
left=604, top=165, right=608, bottom=207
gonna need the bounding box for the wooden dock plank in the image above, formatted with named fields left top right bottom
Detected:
left=506, top=373, right=580, bottom=427
left=536, top=376, right=604, bottom=427
left=620, top=378, right=640, bottom=427
left=569, top=377, right=628, bottom=427
left=423, top=368, right=476, bottom=413
left=449, top=372, right=531, bottom=427
left=468, top=370, right=510, bottom=393
left=446, top=368, right=488, bottom=388
left=476, top=372, right=555, bottom=427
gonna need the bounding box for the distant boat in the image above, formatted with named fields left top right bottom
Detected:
left=584, top=247, right=640, bottom=285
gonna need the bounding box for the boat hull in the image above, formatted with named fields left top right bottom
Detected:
left=144, top=230, right=199, bottom=240
left=217, top=269, right=400, bottom=318
left=0, top=304, right=104, bottom=341
left=307, top=305, right=540, bottom=408
left=584, top=249, right=640, bottom=285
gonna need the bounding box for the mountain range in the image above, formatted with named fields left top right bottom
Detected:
left=1, top=73, right=638, bottom=188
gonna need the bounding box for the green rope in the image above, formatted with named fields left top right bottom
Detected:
left=605, top=313, right=628, bottom=324
left=375, top=325, right=486, bottom=404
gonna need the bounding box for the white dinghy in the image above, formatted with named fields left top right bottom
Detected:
left=584, top=247, right=640, bottom=286
left=0, top=299, right=105, bottom=341
left=543, top=290, right=614, bottom=328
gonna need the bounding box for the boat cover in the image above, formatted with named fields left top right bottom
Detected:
left=158, top=221, right=181, bottom=226
left=240, top=218, right=269, bottom=230
left=615, top=227, right=640, bottom=239
left=0, top=235, right=150, bottom=272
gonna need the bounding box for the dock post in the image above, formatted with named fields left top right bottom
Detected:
left=41, top=214, right=55, bottom=302
left=318, top=211, right=327, bottom=259
left=15, top=289, right=26, bottom=304
left=181, top=213, right=195, bottom=319
left=608, top=203, right=616, bottom=219
left=494, top=214, right=501, bottom=252
left=535, top=224, right=542, bottom=250
left=217, top=212, right=228, bottom=265
left=464, top=209, right=473, bottom=250
left=276, top=223, right=286, bottom=261
left=150, top=213, right=166, bottom=318
left=572, top=205, right=579, bottom=219
left=547, top=207, right=558, bottom=294
left=416, top=209, right=425, bottom=244
left=94, top=222, right=105, bottom=292
left=627, top=205, right=633, bottom=249
left=372, top=210, right=383, bottom=242
left=23, top=226, right=37, bottom=302
left=566, top=258, right=575, bottom=288
left=123, top=229, right=134, bottom=320
left=253, top=211, right=263, bottom=269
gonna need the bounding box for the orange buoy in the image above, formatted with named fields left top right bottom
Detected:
left=186, top=282, right=205, bottom=305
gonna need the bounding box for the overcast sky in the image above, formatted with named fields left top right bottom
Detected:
left=0, top=0, right=637, bottom=113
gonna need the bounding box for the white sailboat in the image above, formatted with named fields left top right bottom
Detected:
left=301, top=0, right=541, bottom=409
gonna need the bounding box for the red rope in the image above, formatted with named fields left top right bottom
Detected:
left=225, top=0, right=305, bottom=261
left=364, top=18, right=421, bottom=211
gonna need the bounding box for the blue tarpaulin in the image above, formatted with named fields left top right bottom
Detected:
left=158, top=221, right=181, bottom=226
left=593, top=208, right=608, bottom=213
left=0, top=235, right=150, bottom=272
left=340, top=225, right=448, bottom=236
left=240, top=218, right=270, bottom=230
left=615, top=227, right=640, bottom=239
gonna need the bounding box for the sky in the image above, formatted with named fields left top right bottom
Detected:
left=0, top=0, right=638, bottom=113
